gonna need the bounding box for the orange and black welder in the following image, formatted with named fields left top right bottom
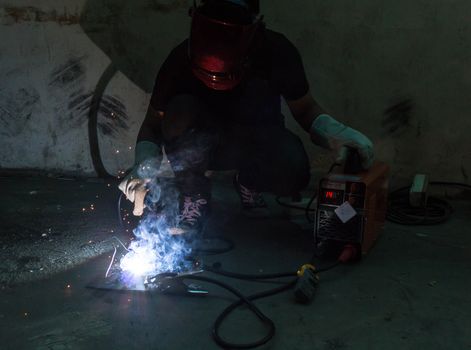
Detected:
left=314, top=151, right=390, bottom=259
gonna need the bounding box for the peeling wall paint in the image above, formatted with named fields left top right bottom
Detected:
left=2, top=6, right=80, bottom=25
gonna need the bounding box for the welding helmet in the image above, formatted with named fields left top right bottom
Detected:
left=189, top=0, right=263, bottom=91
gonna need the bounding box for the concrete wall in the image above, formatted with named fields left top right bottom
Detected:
left=1, top=0, right=470, bottom=183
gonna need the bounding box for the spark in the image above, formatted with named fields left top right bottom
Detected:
left=105, top=246, right=118, bottom=278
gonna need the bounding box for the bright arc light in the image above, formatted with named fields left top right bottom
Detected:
left=120, top=246, right=157, bottom=277
left=118, top=178, right=193, bottom=279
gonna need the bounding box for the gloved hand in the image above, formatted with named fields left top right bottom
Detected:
left=118, top=141, right=160, bottom=216
left=310, top=114, right=374, bottom=169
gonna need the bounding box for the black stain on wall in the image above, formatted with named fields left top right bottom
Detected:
left=0, top=87, right=40, bottom=137
left=382, top=99, right=414, bottom=135
left=68, top=91, right=93, bottom=117
left=49, top=56, right=89, bottom=129
left=98, top=96, right=129, bottom=136
left=49, top=57, right=85, bottom=88
left=49, top=57, right=129, bottom=137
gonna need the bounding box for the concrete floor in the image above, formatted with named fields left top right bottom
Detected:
left=0, top=175, right=470, bottom=350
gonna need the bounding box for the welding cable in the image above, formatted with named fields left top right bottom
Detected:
left=276, top=162, right=341, bottom=223
left=180, top=274, right=294, bottom=349
left=203, top=261, right=340, bottom=281
left=274, top=196, right=317, bottom=212
left=182, top=261, right=341, bottom=348
left=429, top=181, right=471, bottom=191
left=274, top=192, right=317, bottom=223
left=328, top=162, right=342, bottom=173
left=204, top=264, right=296, bottom=280
left=304, top=192, right=317, bottom=223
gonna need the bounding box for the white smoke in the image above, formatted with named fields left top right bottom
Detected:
left=119, top=158, right=193, bottom=280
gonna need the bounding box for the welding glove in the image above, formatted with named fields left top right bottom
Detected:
left=310, top=114, right=374, bottom=169
left=118, top=141, right=160, bottom=216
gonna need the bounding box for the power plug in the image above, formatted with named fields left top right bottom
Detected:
left=409, top=174, right=429, bottom=207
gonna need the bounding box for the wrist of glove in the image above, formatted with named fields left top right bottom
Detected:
left=118, top=141, right=161, bottom=216
left=310, top=114, right=374, bottom=169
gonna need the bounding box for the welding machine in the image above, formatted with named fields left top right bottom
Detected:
left=314, top=154, right=389, bottom=258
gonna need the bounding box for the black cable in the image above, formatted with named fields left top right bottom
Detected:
left=276, top=162, right=341, bottom=223
left=184, top=262, right=340, bottom=348
left=181, top=274, right=282, bottom=349
left=204, top=264, right=296, bottom=280
left=385, top=181, right=471, bottom=225
left=204, top=261, right=339, bottom=281
left=305, top=192, right=317, bottom=223
left=429, top=181, right=471, bottom=191
left=274, top=196, right=316, bottom=212
left=274, top=194, right=317, bottom=223
left=328, top=162, right=342, bottom=173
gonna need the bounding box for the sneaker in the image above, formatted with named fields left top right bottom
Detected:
left=233, top=173, right=270, bottom=218
left=168, top=194, right=209, bottom=236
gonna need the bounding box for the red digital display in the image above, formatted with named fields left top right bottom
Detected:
left=320, top=189, right=344, bottom=205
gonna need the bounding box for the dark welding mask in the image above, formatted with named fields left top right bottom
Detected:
left=189, top=0, right=263, bottom=91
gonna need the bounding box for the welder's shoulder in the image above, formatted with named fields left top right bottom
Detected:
left=264, top=29, right=301, bottom=59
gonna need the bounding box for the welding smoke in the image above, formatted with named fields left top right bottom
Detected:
left=119, top=131, right=214, bottom=279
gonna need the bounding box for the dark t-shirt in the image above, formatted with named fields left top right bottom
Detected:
left=150, top=29, right=309, bottom=125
